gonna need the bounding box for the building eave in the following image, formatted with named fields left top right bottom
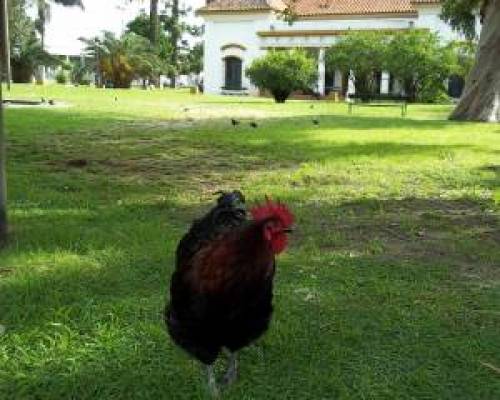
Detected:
left=258, top=28, right=428, bottom=38
left=295, top=12, right=419, bottom=20
left=196, top=7, right=273, bottom=16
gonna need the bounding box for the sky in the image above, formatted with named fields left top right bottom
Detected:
left=44, top=0, right=204, bottom=55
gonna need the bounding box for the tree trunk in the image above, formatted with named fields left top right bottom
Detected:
left=0, top=60, right=7, bottom=245
left=149, top=0, right=159, bottom=87
left=450, top=0, right=500, bottom=122
left=0, top=0, right=8, bottom=244
left=272, top=89, right=290, bottom=103
left=149, top=0, right=159, bottom=46
left=169, top=0, right=179, bottom=88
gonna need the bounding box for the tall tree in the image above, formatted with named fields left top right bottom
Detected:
left=35, top=0, right=50, bottom=49
left=149, top=0, right=159, bottom=46
left=168, top=0, right=179, bottom=88
left=130, top=0, right=200, bottom=87
left=130, top=0, right=160, bottom=84
left=441, top=0, right=500, bottom=122
left=32, top=0, right=82, bottom=84
left=131, top=0, right=160, bottom=45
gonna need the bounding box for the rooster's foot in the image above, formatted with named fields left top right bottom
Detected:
left=222, top=351, right=238, bottom=386
left=206, top=364, right=219, bottom=397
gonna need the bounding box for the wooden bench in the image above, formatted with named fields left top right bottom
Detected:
left=348, top=94, right=410, bottom=117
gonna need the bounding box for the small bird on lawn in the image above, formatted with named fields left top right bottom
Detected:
left=48, top=99, right=55, bottom=106
left=183, top=107, right=190, bottom=112
left=41, top=97, right=46, bottom=103
left=250, top=122, right=258, bottom=129
left=310, top=104, right=315, bottom=109
left=114, top=96, right=118, bottom=102
left=231, top=118, right=240, bottom=127
left=313, top=118, right=320, bottom=126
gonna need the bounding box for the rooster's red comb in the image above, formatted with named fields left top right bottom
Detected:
left=250, top=197, right=294, bottom=228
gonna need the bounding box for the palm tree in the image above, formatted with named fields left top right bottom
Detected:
left=34, top=0, right=83, bottom=49
left=81, top=31, right=167, bottom=88
left=33, top=0, right=83, bottom=83
left=34, top=0, right=50, bottom=49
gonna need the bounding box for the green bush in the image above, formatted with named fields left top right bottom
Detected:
left=246, top=49, right=316, bottom=103
left=418, top=82, right=452, bottom=104
left=61, top=61, right=73, bottom=71
left=55, top=70, right=68, bottom=84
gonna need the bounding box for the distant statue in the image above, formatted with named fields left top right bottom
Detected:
left=347, top=70, right=355, bottom=101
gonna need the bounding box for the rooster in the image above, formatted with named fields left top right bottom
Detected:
left=165, top=194, right=294, bottom=396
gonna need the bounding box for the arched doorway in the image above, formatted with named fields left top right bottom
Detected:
left=224, top=56, right=242, bottom=90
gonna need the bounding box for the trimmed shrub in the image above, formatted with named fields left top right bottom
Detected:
left=55, top=70, right=68, bottom=84
left=246, top=49, right=316, bottom=103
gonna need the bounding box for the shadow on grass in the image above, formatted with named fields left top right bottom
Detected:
left=1, top=193, right=499, bottom=399
left=7, top=112, right=476, bottom=196
left=2, top=194, right=498, bottom=331
left=296, top=196, right=499, bottom=280
left=479, top=164, right=500, bottom=191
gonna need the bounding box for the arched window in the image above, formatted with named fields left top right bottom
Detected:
left=224, top=56, right=242, bottom=90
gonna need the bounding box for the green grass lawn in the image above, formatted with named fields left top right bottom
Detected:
left=1, top=84, right=499, bottom=399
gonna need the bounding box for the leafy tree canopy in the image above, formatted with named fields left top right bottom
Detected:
left=326, top=30, right=466, bottom=102
left=440, top=0, right=482, bottom=39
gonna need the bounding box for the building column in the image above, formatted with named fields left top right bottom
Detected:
left=317, top=47, right=326, bottom=97
left=392, top=78, right=402, bottom=95
left=334, top=69, right=343, bottom=90
left=380, top=71, right=390, bottom=94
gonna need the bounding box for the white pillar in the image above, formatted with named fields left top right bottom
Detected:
left=380, top=71, right=390, bottom=94
left=334, top=69, right=342, bottom=89
left=392, top=78, right=402, bottom=95
left=317, top=47, right=326, bottom=96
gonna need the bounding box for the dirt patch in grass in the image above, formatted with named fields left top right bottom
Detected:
left=0, top=268, right=14, bottom=278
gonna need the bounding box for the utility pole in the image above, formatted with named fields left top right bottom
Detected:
left=0, top=0, right=9, bottom=245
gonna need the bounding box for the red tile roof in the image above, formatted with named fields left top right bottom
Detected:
left=198, top=0, right=284, bottom=13
left=197, top=0, right=441, bottom=16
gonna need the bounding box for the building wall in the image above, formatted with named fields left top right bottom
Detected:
left=413, top=4, right=461, bottom=41
left=203, top=13, right=274, bottom=94
left=201, top=5, right=467, bottom=96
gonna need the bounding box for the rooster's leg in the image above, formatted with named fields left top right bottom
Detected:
left=222, top=351, right=238, bottom=386
left=205, top=364, right=219, bottom=397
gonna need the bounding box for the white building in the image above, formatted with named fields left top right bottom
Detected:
left=196, top=0, right=466, bottom=97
